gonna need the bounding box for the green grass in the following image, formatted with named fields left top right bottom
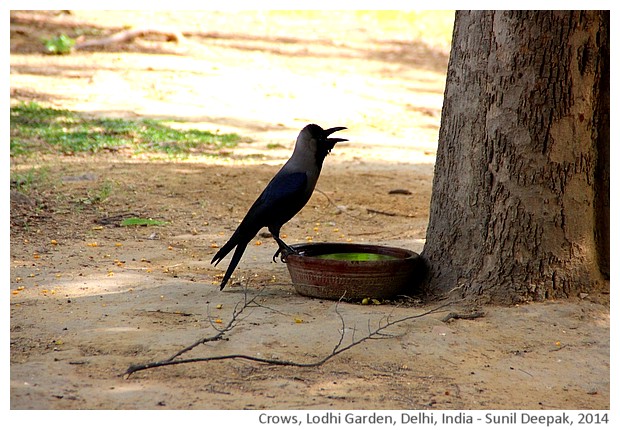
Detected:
left=10, top=102, right=241, bottom=157
left=10, top=166, right=50, bottom=193
left=120, top=217, right=168, bottom=227
left=43, top=34, right=76, bottom=55
left=74, top=180, right=115, bottom=206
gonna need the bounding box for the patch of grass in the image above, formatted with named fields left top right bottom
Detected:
left=76, top=180, right=115, bottom=206
left=43, top=34, right=76, bottom=55
left=96, top=180, right=114, bottom=202
left=10, top=166, right=50, bottom=193
left=120, top=217, right=168, bottom=227
left=10, top=102, right=241, bottom=157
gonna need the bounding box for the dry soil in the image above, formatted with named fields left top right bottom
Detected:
left=9, top=10, right=609, bottom=411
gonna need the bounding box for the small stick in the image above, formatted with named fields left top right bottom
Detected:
left=441, top=311, right=485, bottom=323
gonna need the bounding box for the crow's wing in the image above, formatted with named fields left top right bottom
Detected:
left=244, top=171, right=309, bottom=225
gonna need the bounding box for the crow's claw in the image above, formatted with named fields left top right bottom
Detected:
left=272, top=248, right=281, bottom=263
left=272, top=244, right=298, bottom=263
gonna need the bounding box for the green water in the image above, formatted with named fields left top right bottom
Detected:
left=315, top=252, right=398, bottom=261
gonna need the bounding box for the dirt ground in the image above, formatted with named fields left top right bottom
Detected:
left=9, top=11, right=610, bottom=411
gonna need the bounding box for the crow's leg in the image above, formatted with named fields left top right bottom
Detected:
left=272, top=236, right=296, bottom=262
left=269, top=226, right=297, bottom=262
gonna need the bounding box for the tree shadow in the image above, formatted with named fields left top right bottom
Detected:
left=11, top=11, right=449, bottom=73
left=187, top=30, right=449, bottom=73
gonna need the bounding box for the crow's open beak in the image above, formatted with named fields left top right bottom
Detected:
left=324, top=126, right=348, bottom=144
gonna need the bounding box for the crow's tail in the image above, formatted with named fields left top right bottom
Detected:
left=211, top=225, right=257, bottom=290
left=217, top=241, right=248, bottom=290
left=211, top=233, right=238, bottom=267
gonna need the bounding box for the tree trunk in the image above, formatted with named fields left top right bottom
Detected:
left=421, top=11, right=609, bottom=304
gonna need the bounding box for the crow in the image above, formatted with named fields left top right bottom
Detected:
left=211, top=124, right=347, bottom=290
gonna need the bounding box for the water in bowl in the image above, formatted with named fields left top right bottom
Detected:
left=315, top=252, right=398, bottom=261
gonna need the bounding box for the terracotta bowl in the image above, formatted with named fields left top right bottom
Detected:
left=284, top=242, right=421, bottom=301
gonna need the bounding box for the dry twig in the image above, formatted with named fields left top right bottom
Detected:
left=123, top=287, right=451, bottom=378
left=441, top=310, right=485, bottom=323
left=75, top=27, right=185, bottom=51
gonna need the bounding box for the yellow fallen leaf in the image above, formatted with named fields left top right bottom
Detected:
left=214, top=318, right=223, bottom=324
left=87, top=242, right=98, bottom=247
left=294, top=318, right=304, bottom=323
left=50, top=239, right=58, bottom=245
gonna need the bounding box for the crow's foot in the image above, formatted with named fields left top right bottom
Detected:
left=272, top=244, right=298, bottom=263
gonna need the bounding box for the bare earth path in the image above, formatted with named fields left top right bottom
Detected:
left=10, top=11, right=609, bottom=411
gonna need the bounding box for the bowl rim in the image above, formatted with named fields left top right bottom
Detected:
left=286, top=242, right=419, bottom=264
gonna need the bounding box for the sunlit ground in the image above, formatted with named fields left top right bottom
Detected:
left=10, top=10, right=454, bottom=165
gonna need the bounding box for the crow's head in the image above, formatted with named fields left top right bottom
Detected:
left=299, top=124, right=348, bottom=161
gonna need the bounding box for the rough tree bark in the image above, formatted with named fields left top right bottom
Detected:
left=421, top=11, right=609, bottom=304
